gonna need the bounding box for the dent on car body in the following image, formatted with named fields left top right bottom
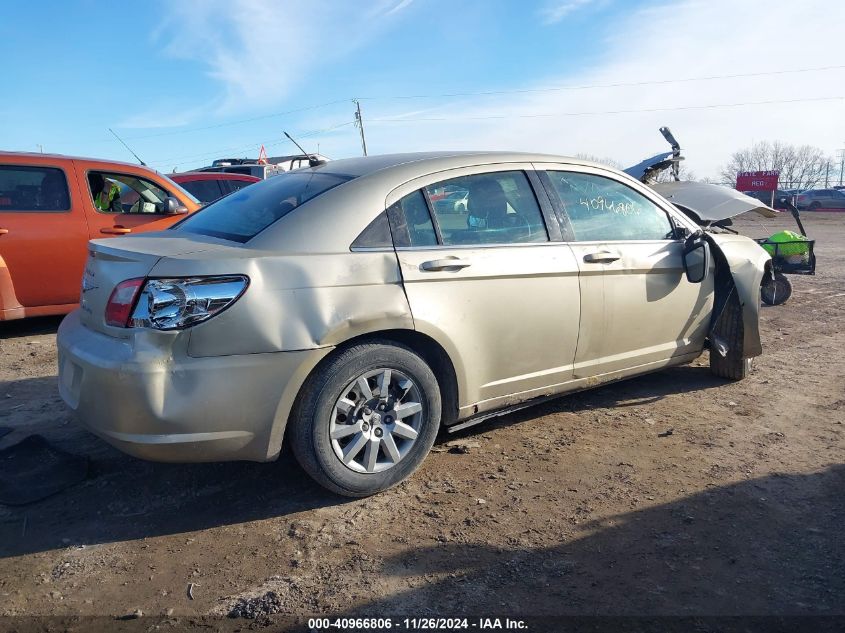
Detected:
left=162, top=251, right=415, bottom=357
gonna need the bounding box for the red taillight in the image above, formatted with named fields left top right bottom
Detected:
left=105, top=278, right=145, bottom=327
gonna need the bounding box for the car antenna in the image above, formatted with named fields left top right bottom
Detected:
left=283, top=131, right=326, bottom=167
left=108, top=128, right=147, bottom=166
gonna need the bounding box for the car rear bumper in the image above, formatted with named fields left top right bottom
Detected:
left=57, top=310, right=328, bottom=462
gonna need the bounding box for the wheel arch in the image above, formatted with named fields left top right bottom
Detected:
left=706, top=234, right=770, bottom=358
left=0, top=254, right=24, bottom=320
left=271, top=328, right=461, bottom=459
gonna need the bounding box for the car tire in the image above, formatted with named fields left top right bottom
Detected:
left=760, top=272, right=792, bottom=305
left=289, top=341, right=441, bottom=497
left=710, top=291, right=752, bottom=381
left=809, top=201, right=821, bottom=210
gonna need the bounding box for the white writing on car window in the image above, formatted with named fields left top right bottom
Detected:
left=578, top=196, right=639, bottom=216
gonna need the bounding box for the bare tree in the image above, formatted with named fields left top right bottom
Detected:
left=654, top=163, right=696, bottom=183
left=574, top=153, right=622, bottom=169
left=719, top=141, right=833, bottom=189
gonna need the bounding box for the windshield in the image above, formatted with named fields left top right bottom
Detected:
left=173, top=171, right=353, bottom=243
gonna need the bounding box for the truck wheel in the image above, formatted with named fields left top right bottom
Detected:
left=710, top=291, right=752, bottom=381
left=289, top=341, right=441, bottom=497
left=760, top=272, right=792, bottom=305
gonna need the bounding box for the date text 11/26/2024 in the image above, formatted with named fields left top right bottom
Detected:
left=307, top=617, right=529, bottom=630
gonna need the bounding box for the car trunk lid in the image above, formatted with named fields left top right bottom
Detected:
left=79, top=233, right=240, bottom=336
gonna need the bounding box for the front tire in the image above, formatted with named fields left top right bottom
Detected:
left=289, top=342, right=441, bottom=497
left=710, top=291, right=753, bottom=381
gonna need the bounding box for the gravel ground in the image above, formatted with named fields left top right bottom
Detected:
left=0, top=212, right=843, bottom=622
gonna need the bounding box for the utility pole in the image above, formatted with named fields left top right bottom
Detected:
left=838, top=147, right=844, bottom=187
left=36, top=144, right=43, bottom=153
left=353, top=99, right=368, bottom=156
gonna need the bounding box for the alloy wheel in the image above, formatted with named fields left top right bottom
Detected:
left=329, top=368, right=424, bottom=474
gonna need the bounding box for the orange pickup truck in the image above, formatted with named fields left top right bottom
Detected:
left=0, top=152, right=200, bottom=321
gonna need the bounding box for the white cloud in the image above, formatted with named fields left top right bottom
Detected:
left=149, top=0, right=407, bottom=117
left=540, top=0, right=600, bottom=24
left=357, top=0, right=845, bottom=180
left=383, top=0, right=415, bottom=16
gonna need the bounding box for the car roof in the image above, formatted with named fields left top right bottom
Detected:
left=248, top=150, right=637, bottom=254
left=170, top=171, right=261, bottom=182
left=310, top=151, right=603, bottom=180
left=0, top=150, right=154, bottom=171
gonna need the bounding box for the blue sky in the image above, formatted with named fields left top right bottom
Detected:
left=1, top=0, right=843, bottom=178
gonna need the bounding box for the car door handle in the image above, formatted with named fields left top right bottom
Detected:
left=583, top=251, right=620, bottom=263
left=100, top=227, right=132, bottom=235
left=0, top=228, right=8, bottom=235
left=420, top=257, right=472, bottom=272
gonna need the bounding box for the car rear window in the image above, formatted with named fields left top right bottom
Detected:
left=174, top=171, right=354, bottom=243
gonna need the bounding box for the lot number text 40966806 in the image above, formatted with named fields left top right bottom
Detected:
left=308, top=617, right=529, bottom=630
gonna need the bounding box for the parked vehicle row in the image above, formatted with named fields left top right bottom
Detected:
left=195, top=153, right=330, bottom=180
left=56, top=151, right=771, bottom=496
left=0, top=152, right=268, bottom=321
left=170, top=172, right=260, bottom=205
left=795, top=188, right=845, bottom=210
left=0, top=152, right=201, bottom=320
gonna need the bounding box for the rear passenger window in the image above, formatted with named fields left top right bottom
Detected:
left=387, top=190, right=438, bottom=247
left=180, top=179, right=223, bottom=204
left=425, top=171, right=548, bottom=245
left=0, top=165, right=70, bottom=212
left=547, top=171, right=673, bottom=241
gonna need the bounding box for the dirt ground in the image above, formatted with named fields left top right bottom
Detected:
left=0, top=212, right=843, bottom=623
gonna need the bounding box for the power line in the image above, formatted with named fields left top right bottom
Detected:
left=355, top=64, right=845, bottom=101
left=149, top=121, right=355, bottom=168
left=110, top=64, right=845, bottom=144
left=368, top=95, right=844, bottom=124
left=118, top=99, right=351, bottom=140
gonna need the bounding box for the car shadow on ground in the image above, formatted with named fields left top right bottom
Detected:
left=337, top=465, right=845, bottom=617
left=0, top=315, right=64, bottom=340
left=441, top=364, right=726, bottom=442
left=0, top=364, right=727, bottom=560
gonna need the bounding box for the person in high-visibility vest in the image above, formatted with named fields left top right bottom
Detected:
left=88, top=173, right=122, bottom=212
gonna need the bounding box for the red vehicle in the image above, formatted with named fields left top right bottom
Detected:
left=170, top=172, right=260, bottom=205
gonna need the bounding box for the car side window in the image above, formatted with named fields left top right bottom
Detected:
left=0, top=165, right=70, bottom=212
left=224, top=180, right=253, bottom=194
left=546, top=171, right=674, bottom=241
left=425, top=171, right=548, bottom=245
left=387, top=190, right=438, bottom=248
left=88, top=171, right=170, bottom=214
left=179, top=179, right=223, bottom=204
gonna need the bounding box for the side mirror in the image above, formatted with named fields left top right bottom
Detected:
left=164, top=196, right=188, bottom=214
left=682, top=232, right=710, bottom=283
